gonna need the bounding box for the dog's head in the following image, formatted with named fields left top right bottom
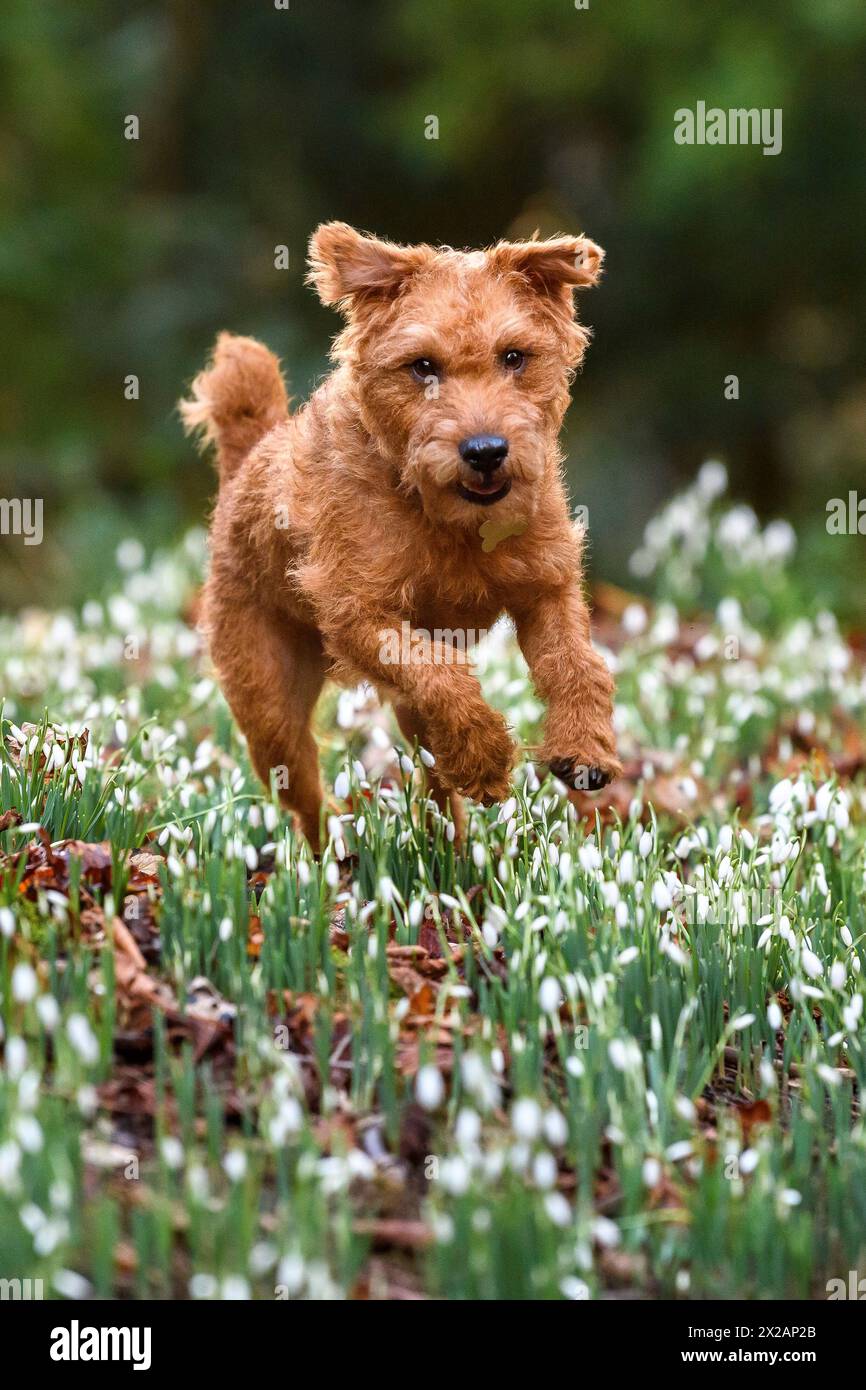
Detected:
left=307, top=222, right=603, bottom=529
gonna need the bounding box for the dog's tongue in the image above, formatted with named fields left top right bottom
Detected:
left=465, top=476, right=502, bottom=495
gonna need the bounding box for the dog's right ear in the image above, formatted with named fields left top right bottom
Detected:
left=307, top=222, right=433, bottom=310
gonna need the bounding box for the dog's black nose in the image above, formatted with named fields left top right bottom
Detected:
left=458, top=435, right=509, bottom=473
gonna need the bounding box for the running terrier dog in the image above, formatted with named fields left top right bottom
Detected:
left=181, top=223, right=622, bottom=848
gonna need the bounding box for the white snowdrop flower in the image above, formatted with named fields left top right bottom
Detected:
left=674, top=1095, right=696, bottom=1122
left=779, top=1188, right=802, bottom=1207
left=592, top=1215, right=621, bottom=1248
left=418, top=746, right=435, bottom=768
left=608, top=1039, right=631, bottom=1073
left=500, top=796, right=517, bottom=822
left=377, top=875, right=395, bottom=904
left=324, top=861, right=339, bottom=888
left=221, top=1276, right=251, bottom=1300
left=767, top=1001, right=783, bottom=1030
left=730, top=1013, right=755, bottom=1032
left=11, top=962, right=38, bottom=1004
left=539, top=977, right=563, bottom=1014
left=844, top=995, right=863, bottom=1031
left=18, top=1070, right=40, bottom=1112
left=717, top=824, right=733, bottom=854
left=814, top=783, right=834, bottom=821
left=577, top=842, right=601, bottom=874
left=276, top=1253, right=305, bottom=1295
left=77, top=1085, right=98, bottom=1117
left=0, top=1140, right=22, bottom=1190
left=445, top=821, right=456, bottom=843
left=53, top=1268, right=92, bottom=1300
left=697, top=459, right=728, bottom=499
left=617, top=946, right=639, bottom=967
left=416, top=1065, right=445, bottom=1111
left=615, top=900, right=629, bottom=928
left=511, top=1097, right=543, bottom=1141
left=67, top=1013, right=99, bottom=1064
left=560, top=1276, right=590, bottom=1301
left=482, top=920, right=499, bottom=949
left=472, top=842, right=486, bottom=870
left=760, top=1059, right=776, bottom=1090
left=455, top=1108, right=481, bottom=1148
left=622, top=602, right=648, bottom=636
left=756, top=927, right=772, bottom=952
left=652, top=880, right=673, bottom=912
left=816, top=1064, right=841, bottom=1088
left=674, top=835, right=692, bottom=860
left=544, top=1192, right=572, bottom=1228
left=334, top=770, right=350, bottom=800
left=565, top=1054, right=585, bottom=1079
left=830, top=960, right=847, bottom=991
left=840, top=924, right=853, bottom=948
left=763, top=518, right=796, bottom=561
left=223, top=1149, right=247, bottom=1182
left=189, top=1272, right=219, bottom=1300
left=440, top=1156, right=470, bottom=1196
left=0, top=906, right=15, bottom=938
left=834, top=798, right=850, bottom=831
left=665, top=1140, right=693, bottom=1163
left=15, top=1115, right=43, bottom=1153
left=408, top=899, right=424, bottom=929
left=661, top=934, right=686, bottom=967
left=533, top=1151, right=557, bottom=1189
left=219, top=916, right=233, bottom=942
left=543, top=1108, right=568, bottom=1147
left=249, top=1241, right=278, bottom=1277
left=638, top=829, right=653, bottom=859
left=800, top=948, right=823, bottom=980
left=399, top=754, right=414, bottom=776
left=642, top=1157, right=661, bottom=1188
left=617, top=850, right=635, bottom=885
left=740, top=828, right=755, bottom=851
left=160, top=1136, right=184, bottom=1170
left=650, top=1015, right=663, bottom=1051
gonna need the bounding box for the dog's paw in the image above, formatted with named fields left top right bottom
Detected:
left=434, top=713, right=515, bottom=806
left=548, top=753, right=623, bottom=793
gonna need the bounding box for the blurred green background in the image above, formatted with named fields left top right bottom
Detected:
left=2, top=0, right=865, bottom=617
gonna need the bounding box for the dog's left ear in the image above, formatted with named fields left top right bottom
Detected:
left=307, top=222, right=434, bottom=310
left=490, top=235, right=604, bottom=295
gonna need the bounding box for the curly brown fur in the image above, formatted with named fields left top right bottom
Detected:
left=182, top=223, right=622, bottom=849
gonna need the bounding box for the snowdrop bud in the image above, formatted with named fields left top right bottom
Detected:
left=539, top=977, right=563, bottom=1014
left=416, top=1065, right=445, bottom=1111
left=830, top=960, right=846, bottom=991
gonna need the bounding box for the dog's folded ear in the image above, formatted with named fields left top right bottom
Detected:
left=490, top=235, right=605, bottom=294
left=307, top=222, right=434, bottom=309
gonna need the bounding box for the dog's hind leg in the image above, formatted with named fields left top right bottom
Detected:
left=207, top=599, right=327, bottom=851
left=394, top=703, right=467, bottom=844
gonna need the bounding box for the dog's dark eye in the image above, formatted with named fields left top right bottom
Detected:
left=502, top=349, right=526, bottom=373
left=409, top=357, right=439, bottom=382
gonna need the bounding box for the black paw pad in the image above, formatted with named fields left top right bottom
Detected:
left=549, top=760, right=611, bottom=793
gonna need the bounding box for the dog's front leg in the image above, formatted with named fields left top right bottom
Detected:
left=322, top=614, right=515, bottom=805
left=512, top=585, right=622, bottom=790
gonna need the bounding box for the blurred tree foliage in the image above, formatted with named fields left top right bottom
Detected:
left=1, top=0, right=864, bottom=615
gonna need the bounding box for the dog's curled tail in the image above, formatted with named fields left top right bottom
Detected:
left=180, top=333, right=289, bottom=481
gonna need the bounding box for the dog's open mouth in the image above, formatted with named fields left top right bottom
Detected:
left=457, top=477, right=512, bottom=507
